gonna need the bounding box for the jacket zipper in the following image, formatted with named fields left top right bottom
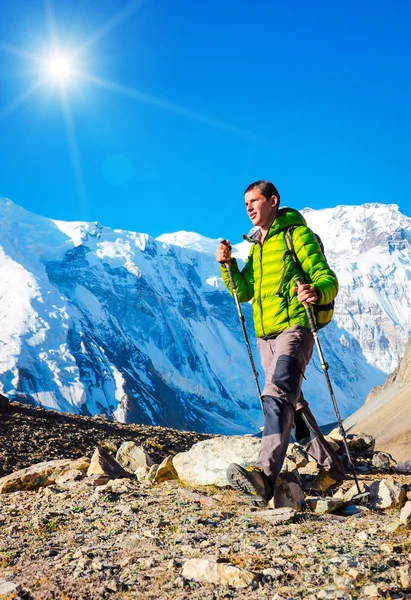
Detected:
left=259, top=243, right=266, bottom=337
left=286, top=293, right=291, bottom=327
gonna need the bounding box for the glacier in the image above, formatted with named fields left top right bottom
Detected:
left=0, top=198, right=410, bottom=433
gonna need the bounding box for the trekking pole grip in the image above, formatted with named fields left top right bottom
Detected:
left=295, top=278, right=317, bottom=332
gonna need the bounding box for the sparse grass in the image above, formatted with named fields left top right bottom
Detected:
left=146, top=441, right=165, bottom=451
left=43, top=516, right=64, bottom=533
left=99, top=492, right=118, bottom=503
left=0, top=550, right=17, bottom=567
left=228, top=551, right=270, bottom=570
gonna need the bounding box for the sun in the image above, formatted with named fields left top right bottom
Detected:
left=46, top=53, right=75, bottom=81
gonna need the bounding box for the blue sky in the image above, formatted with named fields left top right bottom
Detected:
left=1, top=0, right=410, bottom=243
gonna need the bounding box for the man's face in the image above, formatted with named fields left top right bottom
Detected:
left=244, top=188, right=278, bottom=228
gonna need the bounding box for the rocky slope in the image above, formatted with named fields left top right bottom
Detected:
left=1, top=402, right=411, bottom=599
left=0, top=402, right=211, bottom=479
left=344, top=340, right=411, bottom=462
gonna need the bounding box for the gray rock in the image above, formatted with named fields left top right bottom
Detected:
left=115, top=442, right=154, bottom=475
left=324, top=436, right=341, bottom=452
left=371, top=453, right=392, bottom=470
left=87, top=447, right=131, bottom=479
left=286, top=444, right=308, bottom=469
left=262, top=567, right=283, bottom=580
left=399, top=500, right=411, bottom=525
left=327, top=431, right=374, bottom=453
left=369, top=477, right=406, bottom=509
left=147, top=464, right=159, bottom=481
left=182, top=558, right=257, bottom=588
left=343, top=483, right=369, bottom=502
left=150, top=456, right=178, bottom=484
left=0, top=581, right=20, bottom=595
left=395, top=460, right=411, bottom=474
left=256, top=507, right=297, bottom=525
left=347, top=433, right=374, bottom=452
left=385, top=520, right=402, bottom=533
left=362, top=584, right=380, bottom=597
left=399, top=565, right=411, bottom=589
left=173, top=436, right=260, bottom=486
left=305, top=497, right=344, bottom=514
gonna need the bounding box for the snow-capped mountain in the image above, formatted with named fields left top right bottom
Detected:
left=0, top=199, right=409, bottom=433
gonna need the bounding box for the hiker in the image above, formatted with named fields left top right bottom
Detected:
left=216, top=180, right=344, bottom=506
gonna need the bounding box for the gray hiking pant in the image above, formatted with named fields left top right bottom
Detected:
left=254, top=325, right=343, bottom=484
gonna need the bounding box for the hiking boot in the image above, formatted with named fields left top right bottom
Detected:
left=226, top=463, right=273, bottom=507
left=304, top=469, right=344, bottom=495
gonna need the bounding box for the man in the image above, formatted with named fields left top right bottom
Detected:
left=216, top=180, right=344, bottom=507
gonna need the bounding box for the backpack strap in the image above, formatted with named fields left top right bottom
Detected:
left=285, top=226, right=335, bottom=328
left=284, top=226, right=307, bottom=284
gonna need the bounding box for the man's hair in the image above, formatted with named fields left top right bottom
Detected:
left=244, top=180, right=280, bottom=206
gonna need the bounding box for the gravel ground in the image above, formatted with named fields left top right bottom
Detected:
left=0, top=402, right=410, bottom=600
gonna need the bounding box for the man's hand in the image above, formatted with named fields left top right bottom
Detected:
left=293, top=282, right=318, bottom=304
left=216, top=239, right=232, bottom=264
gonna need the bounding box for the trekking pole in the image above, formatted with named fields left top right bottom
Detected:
left=218, top=240, right=264, bottom=411
left=295, top=278, right=362, bottom=495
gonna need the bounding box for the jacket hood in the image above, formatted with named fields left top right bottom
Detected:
left=243, top=208, right=306, bottom=243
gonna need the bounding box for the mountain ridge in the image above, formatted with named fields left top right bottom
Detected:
left=0, top=198, right=410, bottom=433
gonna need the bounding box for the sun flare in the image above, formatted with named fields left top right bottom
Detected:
left=46, top=53, right=75, bottom=81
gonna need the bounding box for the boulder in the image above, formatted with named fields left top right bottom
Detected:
left=182, top=558, right=257, bottom=588
left=150, top=456, right=178, bottom=484
left=327, top=430, right=374, bottom=453
left=347, top=433, right=374, bottom=453
left=369, top=477, right=406, bottom=510
left=115, top=442, right=154, bottom=475
left=87, top=446, right=131, bottom=479
left=173, top=436, right=260, bottom=487
left=0, top=458, right=81, bottom=493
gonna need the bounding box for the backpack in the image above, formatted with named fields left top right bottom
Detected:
left=284, top=226, right=335, bottom=329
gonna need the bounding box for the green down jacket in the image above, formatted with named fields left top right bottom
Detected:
left=221, top=208, right=338, bottom=337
